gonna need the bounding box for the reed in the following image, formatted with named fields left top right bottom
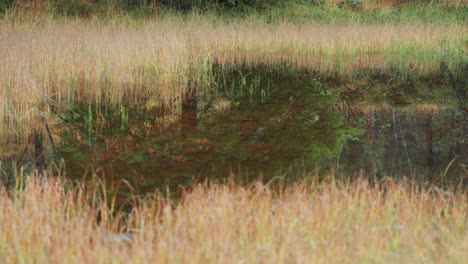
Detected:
left=0, top=173, right=466, bottom=263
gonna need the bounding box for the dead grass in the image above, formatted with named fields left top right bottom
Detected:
left=0, top=174, right=466, bottom=263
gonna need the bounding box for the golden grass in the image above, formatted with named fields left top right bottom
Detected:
left=0, top=175, right=466, bottom=263
left=0, top=18, right=466, bottom=146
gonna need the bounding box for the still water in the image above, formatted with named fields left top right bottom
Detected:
left=2, top=73, right=467, bottom=193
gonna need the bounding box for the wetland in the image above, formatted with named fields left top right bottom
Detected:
left=2, top=69, right=466, bottom=194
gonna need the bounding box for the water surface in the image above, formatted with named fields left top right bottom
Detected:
left=2, top=74, right=466, bottom=193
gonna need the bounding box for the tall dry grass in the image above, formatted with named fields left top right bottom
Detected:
left=0, top=174, right=466, bottom=263
left=0, top=18, right=466, bottom=147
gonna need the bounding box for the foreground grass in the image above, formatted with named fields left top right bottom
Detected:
left=0, top=17, right=466, bottom=146
left=0, top=175, right=466, bottom=263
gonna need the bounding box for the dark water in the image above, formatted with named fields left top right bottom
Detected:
left=2, top=73, right=467, bottom=193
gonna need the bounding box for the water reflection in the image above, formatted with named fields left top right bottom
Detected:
left=1, top=75, right=466, bottom=192
left=339, top=107, right=466, bottom=184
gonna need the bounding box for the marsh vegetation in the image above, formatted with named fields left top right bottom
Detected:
left=0, top=0, right=467, bottom=262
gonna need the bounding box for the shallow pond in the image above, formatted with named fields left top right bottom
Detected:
left=2, top=73, right=467, bottom=193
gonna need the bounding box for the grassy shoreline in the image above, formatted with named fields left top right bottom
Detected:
left=0, top=18, right=466, bottom=146
left=0, top=174, right=466, bottom=263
